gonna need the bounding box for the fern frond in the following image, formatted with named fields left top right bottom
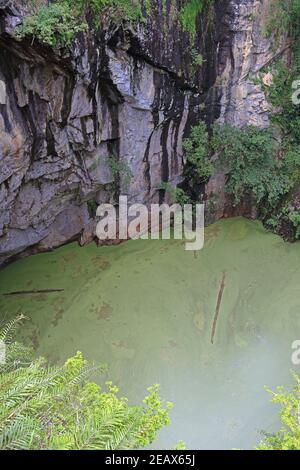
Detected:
left=0, top=416, right=36, bottom=450
left=0, top=315, right=27, bottom=343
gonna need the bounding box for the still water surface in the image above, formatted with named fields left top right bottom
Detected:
left=0, top=217, right=299, bottom=449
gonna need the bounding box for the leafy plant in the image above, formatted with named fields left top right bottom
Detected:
left=158, top=181, right=191, bottom=206
left=87, top=198, right=98, bottom=218
left=182, top=122, right=213, bottom=181
left=108, top=155, right=133, bottom=188
left=190, top=48, right=204, bottom=67
left=211, top=124, right=295, bottom=207
left=0, top=316, right=172, bottom=450
left=15, top=2, right=87, bottom=47
left=178, top=0, right=206, bottom=39
left=86, top=0, right=143, bottom=23
left=15, top=0, right=143, bottom=47
left=287, top=210, right=300, bottom=238
left=257, top=373, right=300, bottom=450
left=15, top=1, right=217, bottom=51
left=254, top=0, right=300, bottom=235
left=263, top=0, right=300, bottom=40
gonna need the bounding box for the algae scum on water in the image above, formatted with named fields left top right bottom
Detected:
left=1, top=217, right=300, bottom=449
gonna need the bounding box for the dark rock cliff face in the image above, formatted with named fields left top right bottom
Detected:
left=0, top=0, right=274, bottom=265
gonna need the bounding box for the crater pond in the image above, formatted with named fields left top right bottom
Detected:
left=1, top=217, right=299, bottom=449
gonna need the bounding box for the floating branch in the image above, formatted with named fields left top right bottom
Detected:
left=2, top=289, right=64, bottom=296
left=210, top=272, right=226, bottom=345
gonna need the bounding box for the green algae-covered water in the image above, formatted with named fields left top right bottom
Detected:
left=1, top=217, right=300, bottom=449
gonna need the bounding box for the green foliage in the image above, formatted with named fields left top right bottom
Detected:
left=15, top=0, right=215, bottom=49
left=15, top=0, right=142, bottom=47
left=158, top=182, right=191, bottom=206
left=257, top=373, right=300, bottom=450
left=182, top=122, right=213, bottom=181
left=108, top=156, right=133, bottom=187
left=87, top=198, right=98, bottom=218
left=0, top=317, right=172, bottom=450
left=183, top=118, right=300, bottom=212
left=172, top=440, right=186, bottom=450
left=178, top=0, right=214, bottom=39
left=266, top=203, right=300, bottom=239
left=180, top=1, right=300, bottom=231
left=178, top=0, right=204, bottom=39
left=190, top=48, right=204, bottom=67
left=262, top=61, right=300, bottom=145
left=0, top=314, right=32, bottom=373
left=143, top=0, right=152, bottom=16
left=256, top=0, right=300, bottom=235
left=211, top=124, right=296, bottom=207
left=263, top=0, right=300, bottom=39
left=15, top=2, right=87, bottom=47
left=288, top=210, right=300, bottom=238
left=87, top=0, right=143, bottom=23
left=261, top=0, right=300, bottom=145
left=262, top=1, right=300, bottom=147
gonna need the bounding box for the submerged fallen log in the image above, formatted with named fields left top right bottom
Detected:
left=210, top=272, right=226, bottom=345
left=2, top=289, right=64, bottom=296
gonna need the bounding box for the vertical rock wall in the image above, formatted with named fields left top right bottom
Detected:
left=0, top=1, right=277, bottom=264
left=206, top=0, right=282, bottom=220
